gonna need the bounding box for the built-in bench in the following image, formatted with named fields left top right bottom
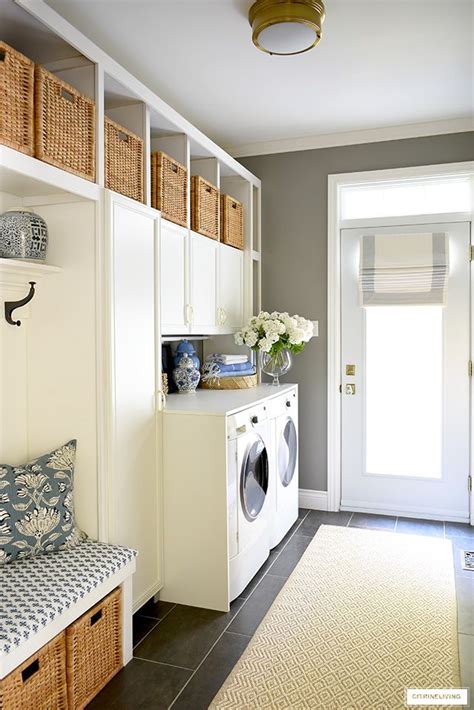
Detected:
left=0, top=540, right=137, bottom=680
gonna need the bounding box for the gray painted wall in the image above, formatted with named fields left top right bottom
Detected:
left=242, top=132, right=474, bottom=492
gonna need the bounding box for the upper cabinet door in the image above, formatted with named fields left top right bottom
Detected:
left=189, top=231, right=219, bottom=334
left=218, top=243, right=244, bottom=332
left=160, top=220, right=188, bottom=335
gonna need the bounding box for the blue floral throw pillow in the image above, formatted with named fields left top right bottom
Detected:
left=0, top=440, right=84, bottom=564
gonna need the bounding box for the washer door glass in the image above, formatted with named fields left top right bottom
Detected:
left=241, top=435, right=269, bottom=521
left=279, top=417, right=297, bottom=487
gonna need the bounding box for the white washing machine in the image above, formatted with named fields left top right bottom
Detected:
left=268, top=386, right=299, bottom=548
left=227, top=400, right=272, bottom=600
left=161, top=386, right=287, bottom=612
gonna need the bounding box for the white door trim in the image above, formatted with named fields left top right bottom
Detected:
left=327, top=161, right=474, bottom=522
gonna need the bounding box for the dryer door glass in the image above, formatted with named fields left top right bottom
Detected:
left=279, top=417, right=297, bottom=487
left=241, top=436, right=269, bottom=521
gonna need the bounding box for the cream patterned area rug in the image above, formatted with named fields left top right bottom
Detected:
left=211, top=525, right=460, bottom=710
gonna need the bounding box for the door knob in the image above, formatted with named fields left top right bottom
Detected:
left=345, top=384, right=356, bottom=395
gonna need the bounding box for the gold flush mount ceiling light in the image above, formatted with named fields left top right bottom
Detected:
left=249, top=0, right=325, bottom=56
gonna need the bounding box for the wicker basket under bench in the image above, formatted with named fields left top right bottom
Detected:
left=0, top=541, right=136, bottom=710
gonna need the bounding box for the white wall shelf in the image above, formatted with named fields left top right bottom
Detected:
left=0, top=258, right=62, bottom=284
left=0, top=146, right=101, bottom=202
left=0, top=258, right=62, bottom=279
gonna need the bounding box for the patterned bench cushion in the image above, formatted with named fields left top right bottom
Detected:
left=0, top=540, right=136, bottom=655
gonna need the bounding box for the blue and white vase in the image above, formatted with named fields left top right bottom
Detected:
left=173, top=353, right=200, bottom=394
left=0, top=209, right=48, bottom=261
left=173, top=339, right=200, bottom=370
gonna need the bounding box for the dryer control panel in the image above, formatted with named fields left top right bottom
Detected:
left=227, top=401, right=269, bottom=440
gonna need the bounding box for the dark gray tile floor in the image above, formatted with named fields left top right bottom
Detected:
left=89, top=510, right=474, bottom=709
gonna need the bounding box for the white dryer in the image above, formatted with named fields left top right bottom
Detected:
left=227, top=401, right=272, bottom=601
left=269, top=386, right=299, bottom=548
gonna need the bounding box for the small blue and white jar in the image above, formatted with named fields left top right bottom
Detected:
left=173, top=353, right=200, bottom=394
left=0, top=209, right=48, bottom=261
left=173, top=339, right=200, bottom=370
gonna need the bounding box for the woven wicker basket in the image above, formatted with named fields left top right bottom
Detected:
left=66, top=586, right=122, bottom=710
left=221, top=194, right=244, bottom=250
left=0, top=632, right=67, bottom=709
left=191, top=175, right=219, bottom=240
left=105, top=117, right=144, bottom=202
left=151, top=151, right=188, bottom=226
left=35, top=65, right=95, bottom=181
left=0, top=42, right=34, bottom=156
left=201, top=374, right=257, bottom=390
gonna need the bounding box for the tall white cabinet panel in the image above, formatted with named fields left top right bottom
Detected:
left=189, top=231, right=219, bottom=334
left=161, top=220, right=188, bottom=335
left=218, top=243, right=244, bottom=332
left=106, top=194, right=161, bottom=609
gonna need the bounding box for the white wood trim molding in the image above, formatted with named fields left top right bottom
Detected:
left=299, top=489, right=328, bottom=511
left=327, top=172, right=341, bottom=512
left=226, top=118, right=474, bottom=158
left=327, top=162, right=474, bottom=518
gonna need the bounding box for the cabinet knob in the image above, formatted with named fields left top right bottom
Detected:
left=251, top=415, right=258, bottom=424
left=286, top=400, right=291, bottom=408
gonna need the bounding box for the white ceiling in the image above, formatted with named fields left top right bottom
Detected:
left=45, top=0, right=473, bottom=154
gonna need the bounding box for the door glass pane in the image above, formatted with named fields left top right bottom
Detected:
left=340, top=177, right=471, bottom=220
left=365, top=306, right=442, bottom=478
left=241, top=437, right=268, bottom=520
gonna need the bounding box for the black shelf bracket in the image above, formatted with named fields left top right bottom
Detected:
left=5, top=281, right=36, bottom=327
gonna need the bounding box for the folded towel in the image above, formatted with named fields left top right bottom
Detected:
left=212, top=354, right=248, bottom=365
left=218, top=367, right=256, bottom=378
left=202, top=360, right=256, bottom=382
left=217, top=361, right=253, bottom=373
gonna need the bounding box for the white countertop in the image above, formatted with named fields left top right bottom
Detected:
left=164, top=383, right=297, bottom=416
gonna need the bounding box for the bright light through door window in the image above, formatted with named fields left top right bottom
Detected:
left=365, top=306, right=442, bottom=478
left=341, top=177, right=471, bottom=220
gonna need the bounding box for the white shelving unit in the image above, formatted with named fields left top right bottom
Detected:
left=0, top=0, right=262, bottom=610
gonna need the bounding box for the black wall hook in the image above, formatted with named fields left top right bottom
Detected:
left=5, top=281, right=36, bottom=327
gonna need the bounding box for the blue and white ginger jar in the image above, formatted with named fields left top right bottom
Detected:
left=173, top=353, right=200, bottom=394
left=173, top=339, right=200, bottom=370
left=0, top=209, right=48, bottom=261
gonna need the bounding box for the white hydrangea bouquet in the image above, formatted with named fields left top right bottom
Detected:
left=235, top=311, right=313, bottom=385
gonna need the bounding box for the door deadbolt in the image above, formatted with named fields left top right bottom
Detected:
left=346, top=364, right=356, bottom=376
left=345, top=384, right=356, bottom=395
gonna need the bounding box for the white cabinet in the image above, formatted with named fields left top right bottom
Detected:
left=218, top=243, right=244, bottom=332
left=189, top=231, right=219, bottom=334
left=160, top=220, right=188, bottom=335
left=105, top=193, right=162, bottom=609
left=160, top=225, right=244, bottom=336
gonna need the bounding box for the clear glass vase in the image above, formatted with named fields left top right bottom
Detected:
left=259, top=349, right=292, bottom=386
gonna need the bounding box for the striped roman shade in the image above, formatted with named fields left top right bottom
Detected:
left=359, top=232, right=449, bottom=306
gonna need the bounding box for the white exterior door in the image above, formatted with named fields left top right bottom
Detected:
left=341, top=221, right=470, bottom=521
left=218, top=243, right=244, bottom=332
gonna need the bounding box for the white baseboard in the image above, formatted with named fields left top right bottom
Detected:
left=340, top=500, right=470, bottom=523
left=299, top=489, right=328, bottom=511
